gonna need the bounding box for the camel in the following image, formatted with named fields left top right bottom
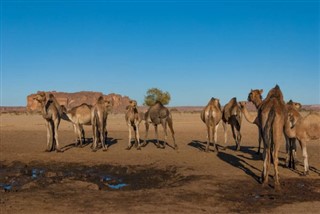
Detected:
left=61, top=103, right=92, bottom=147
left=125, top=100, right=142, bottom=150
left=284, top=101, right=302, bottom=169
left=222, top=97, right=242, bottom=150
left=91, top=96, right=110, bottom=152
left=239, top=101, right=261, bottom=148
left=245, top=89, right=264, bottom=154
left=258, top=85, right=287, bottom=189
left=284, top=112, right=320, bottom=175
left=144, top=101, right=177, bottom=149
left=33, top=92, right=62, bottom=152
left=201, top=97, right=222, bottom=152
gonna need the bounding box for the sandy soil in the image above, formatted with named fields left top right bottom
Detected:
left=0, top=112, right=319, bottom=213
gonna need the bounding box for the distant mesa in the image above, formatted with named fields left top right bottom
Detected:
left=27, top=91, right=131, bottom=113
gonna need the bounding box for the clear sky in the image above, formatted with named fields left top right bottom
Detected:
left=1, top=0, right=319, bottom=106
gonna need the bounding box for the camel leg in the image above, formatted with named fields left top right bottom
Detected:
left=213, top=123, right=219, bottom=152
left=135, top=123, right=141, bottom=150
left=273, top=136, right=281, bottom=189
left=167, top=117, right=177, bottom=149
left=92, top=124, right=97, bottom=152
left=222, top=122, right=228, bottom=150
left=261, top=147, right=270, bottom=186
left=79, top=124, right=85, bottom=146
left=126, top=125, right=132, bottom=150
left=257, top=127, right=262, bottom=155
left=72, top=124, right=80, bottom=146
left=100, top=120, right=107, bottom=151
left=300, top=140, right=309, bottom=175
left=231, top=124, right=239, bottom=151
left=205, top=125, right=211, bottom=152
left=143, top=122, right=149, bottom=147
left=75, top=124, right=82, bottom=147
left=54, top=119, right=62, bottom=152
left=45, top=121, right=52, bottom=152
left=161, top=120, right=167, bottom=149
left=154, top=125, right=161, bottom=148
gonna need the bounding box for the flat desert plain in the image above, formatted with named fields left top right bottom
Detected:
left=1, top=112, right=319, bottom=213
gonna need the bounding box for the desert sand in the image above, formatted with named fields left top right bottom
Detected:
left=0, top=112, right=319, bottom=213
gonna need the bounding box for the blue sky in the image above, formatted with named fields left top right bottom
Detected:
left=1, top=0, right=319, bottom=106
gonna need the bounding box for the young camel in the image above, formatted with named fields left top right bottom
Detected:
left=284, top=112, right=320, bottom=175
left=33, top=92, right=62, bottom=152
left=144, top=101, right=177, bottom=149
left=91, top=96, right=110, bottom=152
left=222, top=97, right=242, bottom=150
left=61, top=103, right=92, bottom=147
left=125, top=100, right=142, bottom=150
left=284, top=101, right=302, bottom=169
left=201, top=97, right=222, bottom=152
left=258, top=85, right=287, bottom=189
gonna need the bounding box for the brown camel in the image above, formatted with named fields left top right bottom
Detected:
left=125, top=100, right=142, bottom=150
left=222, top=97, right=242, bottom=150
left=284, top=112, right=320, bottom=175
left=91, top=96, right=109, bottom=152
left=61, top=103, right=92, bottom=147
left=246, top=89, right=264, bottom=154
left=33, top=92, right=62, bottom=152
left=258, top=85, right=286, bottom=189
left=201, top=97, right=222, bottom=152
left=144, top=101, right=177, bottom=149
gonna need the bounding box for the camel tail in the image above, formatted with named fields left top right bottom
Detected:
left=263, top=107, right=276, bottom=150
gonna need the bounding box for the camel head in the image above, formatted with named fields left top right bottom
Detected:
left=287, top=100, right=302, bottom=110
left=238, top=101, right=247, bottom=109
left=33, top=92, right=47, bottom=103
left=126, top=100, right=137, bottom=110
left=248, top=89, right=263, bottom=103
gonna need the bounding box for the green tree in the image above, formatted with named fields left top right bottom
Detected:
left=143, top=88, right=171, bottom=106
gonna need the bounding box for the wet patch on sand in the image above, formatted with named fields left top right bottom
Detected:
left=216, top=178, right=320, bottom=213
left=0, top=161, right=195, bottom=192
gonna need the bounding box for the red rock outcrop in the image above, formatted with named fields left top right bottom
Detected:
left=27, top=91, right=131, bottom=113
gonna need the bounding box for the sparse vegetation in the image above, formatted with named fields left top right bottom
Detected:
left=143, top=88, right=171, bottom=106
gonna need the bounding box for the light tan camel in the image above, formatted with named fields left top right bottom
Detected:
left=201, top=97, right=222, bottom=152
left=125, top=100, right=142, bottom=150
left=284, top=112, right=320, bottom=175
left=222, top=97, right=242, bottom=150
left=33, top=92, right=62, bottom=152
left=144, top=101, right=177, bottom=149
left=61, top=103, right=92, bottom=147
left=258, top=85, right=286, bottom=189
left=284, top=101, right=302, bottom=169
left=91, top=96, right=109, bottom=152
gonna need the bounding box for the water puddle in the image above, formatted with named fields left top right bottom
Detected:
left=0, top=162, right=194, bottom=192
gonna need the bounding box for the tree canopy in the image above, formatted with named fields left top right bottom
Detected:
left=143, top=88, right=171, bottom=106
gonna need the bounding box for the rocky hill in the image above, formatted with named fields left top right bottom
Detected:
left=27, top=91, right=131, bottom=113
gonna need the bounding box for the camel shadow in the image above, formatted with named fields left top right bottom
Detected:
left=217, top=151, right=261, bottom=183
left=143, top=139, right=176, bottom=150
left=278, top=157, right=320, bottom=176
left=188, top=140, right=219, bottom=152
left=228, top=145, right=261, bottom=161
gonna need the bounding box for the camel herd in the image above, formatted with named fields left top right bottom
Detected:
left=33, top=85, right=320, bottom=189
